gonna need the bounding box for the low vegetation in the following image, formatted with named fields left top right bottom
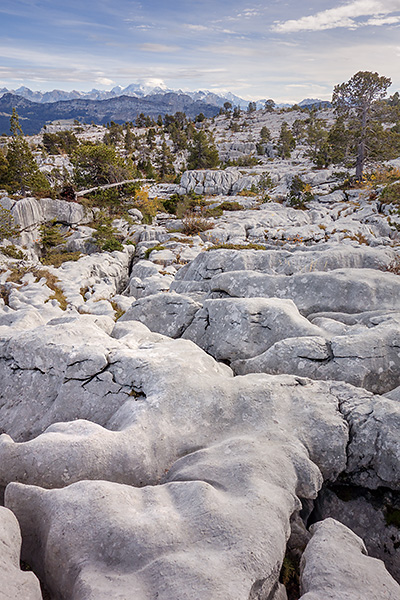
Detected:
left=6, top=266, right=68, bottom=310
left=181, top=214, right=213, bottom=236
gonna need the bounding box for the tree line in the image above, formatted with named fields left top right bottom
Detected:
left=0, top=71, right=399, bottom=197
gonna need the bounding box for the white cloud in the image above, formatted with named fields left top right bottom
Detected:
left=95, top=77, right=115, bottom=85
left=139, top=43, right=180, bottom=52
left=366, top=15, right=400, bottom=25
left=185, top=24, right=208, bottom=31
left=272, top=0, right=400, bottom=33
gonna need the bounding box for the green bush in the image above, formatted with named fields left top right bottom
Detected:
left=40, top=220, right=66, bottom=252
left=380, top=182, right=400, bottom=205
left=287, top=176, right=314, bottom=209
left=224, top=155, right=260, bottom=167
left=40, top=251, right=81, bottom=267
left=0, top=244, right=26, bottom=259
left=144, top=244, right=165, bottom=259
left=162, top=192, right=205, bottom=218
left=91, top=213, right=124, bottom=252
left=0, top=205, right=20, bottom=241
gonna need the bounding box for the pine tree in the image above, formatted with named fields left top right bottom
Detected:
left=5, top=109, right=50, bottom=196
left=187, top=131, right=219, bottom=170
left=277, top=122, right=296, bottom=159
left=72, top=143, right=134, bottom=188
left=0, top=148, right=8, bottom=182
left=306, top=119, right=330, bottom=168
left=157, top=140, right=175, bottom=181
left=332, top=71, right=392, bottom=180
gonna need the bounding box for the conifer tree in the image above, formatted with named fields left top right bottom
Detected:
left=277, top=122, right=296, bottom=159
left=187, top=131, right=219, bottom=170
left=4, top=108, right=50, bottom=195
left=332, top=71, right=392, bottom=180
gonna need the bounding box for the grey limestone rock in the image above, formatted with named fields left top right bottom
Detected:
left=183, top=297, right=324, bottom=361
left=299, top=518, right=400, bottom=600
left=5, top=436, right=317, bottom=600
left=0, top=506, right=43, bottom=599
left=120, top=291, right=201, bottom=338
left=178, top=169, right=241, bottom=195
left=314, top=487, right=400, bottom=583
left=210, top=268, right=400, bottom=316
left=173, top=245, right=398, bottom=289
left=234, top=316, right=400, bottom=395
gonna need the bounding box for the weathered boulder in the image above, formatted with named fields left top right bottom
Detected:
left=299, top=518, right=400, bottom=599
left=0, top=196, right=92, bottom=246
left=0, top=506, right=43, bottom=599
left=120, top=292, right=201, bottom=338
left=234, top=316, right=400, bottom=394
left=178, top=169, right=241, bottom=195
left=314, top=486, right=400, bottom=583
left=183, top=297, right=324, bottom=361
left=1, top=316, right=399, bottom=493
left=210, top=268, right=400, bottom=316
left=5, top=436, right=317, bottom=600
left=172, top=245, right=398, bottom=294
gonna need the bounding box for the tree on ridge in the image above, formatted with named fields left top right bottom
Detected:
left=332, top=71, right=392, bottom=180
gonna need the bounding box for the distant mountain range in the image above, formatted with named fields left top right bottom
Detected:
left=0, top=84, right=253, bottom=110
left=298, top=98, right=331, bottom=109
left=0, top=92, right=223, bottom=135
left=0, top=85, right=331, bottom=135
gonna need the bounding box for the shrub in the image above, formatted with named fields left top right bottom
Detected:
left=144, top=244, right=165, bottom=259
left=380, top=182, right=400, bottom=205
left=203, top=201, right=245, bottom=218
left=0, top=206, right=20, bottom=241
left=224, top=155, right=260, bottom=167
left=40, top=251, right=81, bottom=267
left=257, top=173, right=273, bottom=192
left=1, top=244, right=26, bottom=259
left=72, top=143, right=134, bottom=188
left=40, top=220, right=66, bottom=252
left=91, top=213, right=124, bottom=252
left=287, top=176, right=314, bottom=209
left=133, top=188, right=161, bottom=223
left=181, top=213, right=213, bottom=235
left=162, top=191, right=205, bottom=218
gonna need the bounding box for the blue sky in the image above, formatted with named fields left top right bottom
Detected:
left=1, top=0, right=400, bottom=101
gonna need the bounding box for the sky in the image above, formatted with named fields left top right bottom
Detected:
left=1, top=0, right=400, bottom=102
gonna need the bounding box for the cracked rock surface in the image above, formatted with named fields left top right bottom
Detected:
left=0, top=183, right=399, bottom=599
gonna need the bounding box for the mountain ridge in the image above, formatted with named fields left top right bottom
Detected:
left=0, top=92, right=222, bottom=135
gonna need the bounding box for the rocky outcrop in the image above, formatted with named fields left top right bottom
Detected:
left=173, top=246, right=398, bottom=286
left=210, top=268, right=400, bottom=315
left=313, top=487, right=400, bottom=583
left=0, top=163, right=400, bottom=599
left=0, top=506, right=43, bottom=599
left=178, top=168, right=242, bottom=195
left=182, top=297, right=324, bottom=361
left=0, top=195, right=93, bottom=246
left=234, top=313, right=400, bottom=394
left=5, top=438, right=312, bottom=600
left=120, top=292, right=201, bottom=338
left=299, top=519, right=400, bottom=600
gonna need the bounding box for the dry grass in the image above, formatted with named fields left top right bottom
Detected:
left=40, top=251, right=81, bottom=267
left=181, top=214, right=213, bottom=236
left=382, top=256, right=400, bottom=275
left=7, top=266, right=68, bottom=310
